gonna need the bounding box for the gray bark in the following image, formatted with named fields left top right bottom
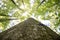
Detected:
left=0, top=18, right=60, bottom=40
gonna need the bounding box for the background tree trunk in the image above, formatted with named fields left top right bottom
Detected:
left=0, top=18, right=60, bottom=40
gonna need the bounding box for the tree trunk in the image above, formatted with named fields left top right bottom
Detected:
left=0, top=18, right=60, bottom=40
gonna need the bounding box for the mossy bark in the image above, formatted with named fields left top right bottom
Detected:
left=0, top=18, right=60, bottom=40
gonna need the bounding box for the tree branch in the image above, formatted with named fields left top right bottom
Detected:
left=37, top=0, right=45, bottom=9
left=22, top=0, right=25, bottom=6
left=11, top=0, right=24, bottom=11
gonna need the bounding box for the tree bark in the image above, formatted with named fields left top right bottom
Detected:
left=0, top=18, right=60, bottom=40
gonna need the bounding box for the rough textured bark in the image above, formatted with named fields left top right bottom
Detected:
left=0, top=18, right=60, bottom=40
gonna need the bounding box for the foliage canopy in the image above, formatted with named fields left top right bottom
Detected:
left=0, top=0, right=60, bottom=33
